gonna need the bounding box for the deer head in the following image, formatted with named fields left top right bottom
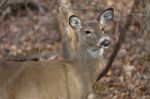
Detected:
left=69, top=8, right=114, bottom=59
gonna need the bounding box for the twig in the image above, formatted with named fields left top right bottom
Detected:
left=0, top=0, right=8, bottom=9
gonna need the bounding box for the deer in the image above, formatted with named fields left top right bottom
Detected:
left=0, top=8, right=118, bottom=99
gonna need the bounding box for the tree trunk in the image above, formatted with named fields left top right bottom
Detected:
left=57, top=0, right=76, bottom=58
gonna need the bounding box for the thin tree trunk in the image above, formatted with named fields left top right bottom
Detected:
left=57, top=0, right=76, bottom=58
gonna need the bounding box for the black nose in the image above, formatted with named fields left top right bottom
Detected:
left=101, top=39, right=111, bottom=47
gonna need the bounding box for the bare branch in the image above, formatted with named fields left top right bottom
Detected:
left=0, top=0, right=8, bottom=11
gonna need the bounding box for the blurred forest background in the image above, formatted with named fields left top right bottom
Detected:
left=0, top=0, right=150, bottom=98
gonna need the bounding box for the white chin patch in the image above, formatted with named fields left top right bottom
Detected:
left=99, top=48, right=104, bottom=56
left=87, top=48, right=104, bottom=58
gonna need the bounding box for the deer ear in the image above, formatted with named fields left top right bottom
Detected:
left=97, top=8, right=114, bottom=25
left=69, top=15, right=82, bottom=31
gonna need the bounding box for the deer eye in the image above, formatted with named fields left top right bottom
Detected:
left=85, top=31, right=92, bottom=36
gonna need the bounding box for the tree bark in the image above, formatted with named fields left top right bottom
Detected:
left=57, top=0, right=76, bottom=58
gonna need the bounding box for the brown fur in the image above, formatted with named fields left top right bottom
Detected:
left=0, top=60, right=105, bottom=99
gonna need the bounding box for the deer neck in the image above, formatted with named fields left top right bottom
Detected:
left=75, top=43, right=103, bottom=85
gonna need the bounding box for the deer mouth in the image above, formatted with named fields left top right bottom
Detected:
left=92, top=48, right=99, bottom=51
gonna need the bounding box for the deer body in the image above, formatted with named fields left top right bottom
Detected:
left=0, top=8, right=115, bottom=99
left=0, top=59, right=103, bottom=99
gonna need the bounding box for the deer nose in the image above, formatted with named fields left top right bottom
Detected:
left=101, top=39, right=111, bottom=47
left=98, top=37, right=111, bottom=48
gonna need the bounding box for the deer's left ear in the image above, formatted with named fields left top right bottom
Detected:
left=97, top=8, right=114, bottom=25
